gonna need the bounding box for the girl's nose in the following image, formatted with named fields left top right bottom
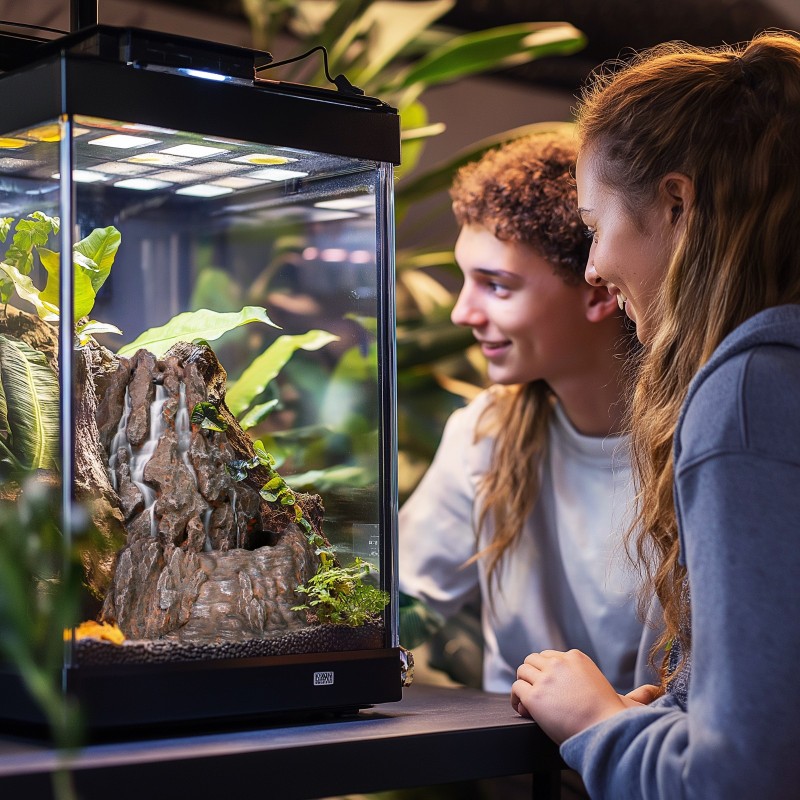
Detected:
left=451, top=288, right=485, bottom=328
left=585, top=260, right=604, bottom=287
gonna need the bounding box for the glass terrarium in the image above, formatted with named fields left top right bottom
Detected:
left=0, top=26, right=402, bottom=728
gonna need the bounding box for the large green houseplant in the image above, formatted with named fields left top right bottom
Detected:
left=240, top=0, right=585, bottom=497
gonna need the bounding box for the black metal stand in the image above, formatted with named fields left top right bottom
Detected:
left=0, top=683, right=564, bottom=799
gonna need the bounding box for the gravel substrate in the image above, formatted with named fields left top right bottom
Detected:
left=72, top=622, right=386, bottom=666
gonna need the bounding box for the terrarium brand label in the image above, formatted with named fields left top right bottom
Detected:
left=313, top=671, right=335, bottom=686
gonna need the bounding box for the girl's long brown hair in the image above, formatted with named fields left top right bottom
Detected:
left=576, top=33, right=800, bottom=683
left=449, top=132, right=591, bottom=597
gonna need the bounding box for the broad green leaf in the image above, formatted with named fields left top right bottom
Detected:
left=288, top=464, right=372, bottom=491
left=38, top=247, right=97, bottom=321
left=239, top=398, right=279, bottom=431
left=0, top=262, right=59, bottom=321
left=0, top=218, right=12, bottom=242
left=226, top=329, right=339, bottom=417
left=399, top=266, right=456, bottom=313
left=397, top=100, right=437, bottom=178
left=344, top=0, right=455, bottom=90
left=387, top=23, right=585, bottom=96
left=395, top=121, right=576, bottom=220
left=0, top=334, right=59, bottom=470
left=73, top=226, right=120, bottom=294
left=396, top=248, right=456, bottom=273
left=117, top=306, right=279, bottom=358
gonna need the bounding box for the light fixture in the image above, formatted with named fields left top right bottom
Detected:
left=51, top=170, right=107, bottom=183
left=314, top=197, right=373, bottom=211
left=247, top=167, right=308, bottom=181
left=160, top=144, right=229, bottom=158
left=89, top=134, right=161, bottom=149
left=113, top=177, right=172, bottom=191
left=175, top=183, right=234, bottom=197
left=231, top=154, right=296, bottom=165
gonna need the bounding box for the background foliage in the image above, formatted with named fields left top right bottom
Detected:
left=240, top=0, right=585, bottom=498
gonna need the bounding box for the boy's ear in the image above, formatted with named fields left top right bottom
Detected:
left=583, top=284, right=619, bottom=323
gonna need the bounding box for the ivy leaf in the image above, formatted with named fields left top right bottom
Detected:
left=253, top=439, right=275, bottom=468
left=259, top=489, right=278, bottom=503
left=118, top=306, right=279, bottom=358
left=263, top=476, right=284, bottom=491
left=0, top=217, right=12, bottom=242
left=190, top=401, right=228, bottom=432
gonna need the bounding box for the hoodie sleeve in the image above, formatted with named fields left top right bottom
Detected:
left=397, top=394, right=492, bottom=622
left=562, top=344, right=800, bottom=799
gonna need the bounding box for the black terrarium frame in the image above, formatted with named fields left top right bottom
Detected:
left=0, top=21, right=402, bottom=730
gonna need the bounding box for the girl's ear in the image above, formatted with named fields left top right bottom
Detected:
left=583, top=284, right=619, bottom=323
left=659, top=172, right=695, bottom=227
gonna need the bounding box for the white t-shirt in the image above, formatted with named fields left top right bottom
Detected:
left=399, top=389, right=646, bottom=693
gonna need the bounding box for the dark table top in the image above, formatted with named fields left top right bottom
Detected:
left=0, top=682, right=563, bottom=799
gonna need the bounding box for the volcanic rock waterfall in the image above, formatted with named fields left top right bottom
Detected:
left=95, top=346, right=318, bottom=644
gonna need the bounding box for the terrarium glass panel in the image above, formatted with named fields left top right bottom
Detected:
left=1, top=113, right=393, bottom=671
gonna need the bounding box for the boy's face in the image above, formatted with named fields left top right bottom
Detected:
left=451, top=224, right=593, bottom=387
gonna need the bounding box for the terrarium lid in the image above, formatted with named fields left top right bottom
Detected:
left=0, top=24, right=401, bottom=164
left=2, top=23, right=272, bottom=82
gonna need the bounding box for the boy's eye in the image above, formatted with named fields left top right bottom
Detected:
left=584, top=227, right=598, bottom=242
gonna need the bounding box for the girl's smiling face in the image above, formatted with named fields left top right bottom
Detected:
left=576, top=147, right=678, bottom=343
left=450, top=224, right=596, bottom=386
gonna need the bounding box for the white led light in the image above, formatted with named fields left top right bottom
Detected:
left=124, top=124, right=179, bottom=134
left=302, top=247, right=319, bottom=260
left=160, top=144, right=229, bottom=158
left=51, top=170, right=107, bottom=183
left=180, top=68, right=227, bottom=82
left=231, top=153, right=297, bottom=165
left=175, top=184, right=234, bottom=197
left=113, top=178, right=172, bottom=191
left=185, top=161, right=246, bottom=175
left=89, top=161, right=152, bottom=176
left=247, top=167, right=308, bottom=181
left=89, top=134, right=161, bottom=149
left=210, top=176, right=264, bottom=189
left=314, top=197, right=373, bottom=211
left=124, top=153, right=191, bottom=166
left=148, top=170, right=200, bottom=184
left=307, top=209, right=359, bottom=222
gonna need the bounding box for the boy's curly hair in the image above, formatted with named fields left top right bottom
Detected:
left=449, top=130, right=589, bottom=284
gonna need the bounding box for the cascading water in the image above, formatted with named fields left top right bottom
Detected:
left=108, top=384, right=166, bottom=537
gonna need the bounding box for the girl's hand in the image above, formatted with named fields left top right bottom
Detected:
left=510, top=649, right=633, bottom=743
left=622, top=683, right=663, bottom=707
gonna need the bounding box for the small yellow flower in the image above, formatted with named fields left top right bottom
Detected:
left=64, top=620, right=126, bottom=645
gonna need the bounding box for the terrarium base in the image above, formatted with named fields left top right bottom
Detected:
left=0, top=646, right=403, bottom=733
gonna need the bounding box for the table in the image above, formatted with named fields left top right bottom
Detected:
left=0, top=683, right=564, bottom=799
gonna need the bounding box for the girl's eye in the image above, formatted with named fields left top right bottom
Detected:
left=487, top=281, right=510, bottom=295
left=583, top=227, right=597, bottom=242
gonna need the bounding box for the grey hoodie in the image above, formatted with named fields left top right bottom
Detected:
left=561, top=305, right=800, bottom=799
